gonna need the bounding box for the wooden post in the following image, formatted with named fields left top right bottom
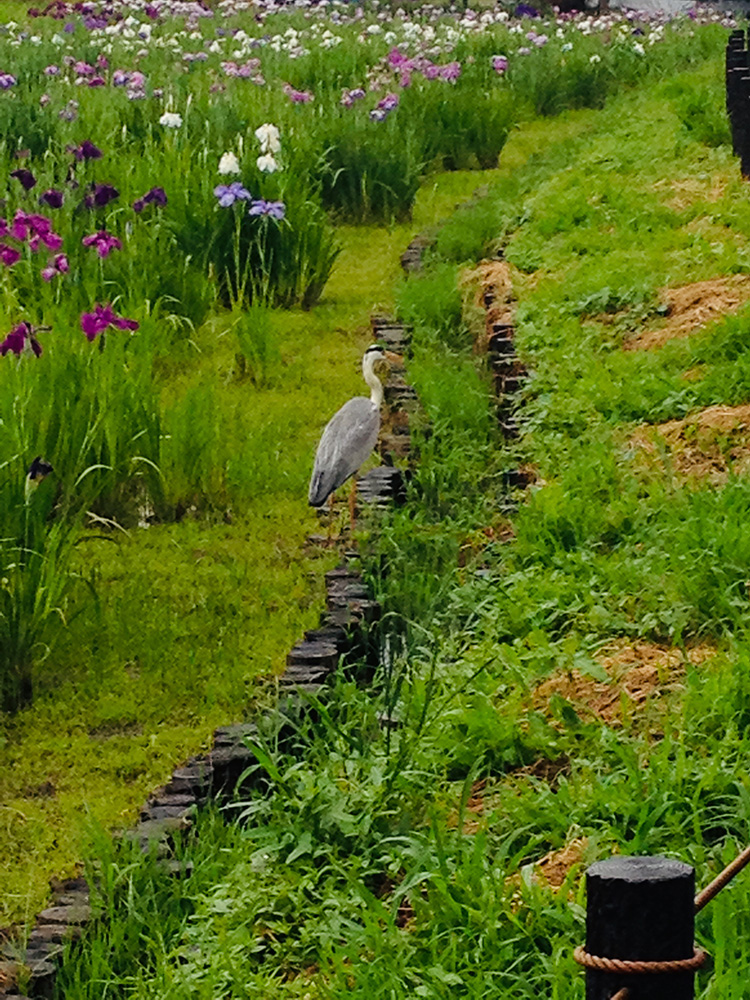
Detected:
left=726, top=32, right=748, bottom=157
left=584, top=856, right=696, bottom=1000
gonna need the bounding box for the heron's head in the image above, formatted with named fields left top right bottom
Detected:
left=364, top=344, right=401, bottom=377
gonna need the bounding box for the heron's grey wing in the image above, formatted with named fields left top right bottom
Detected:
left=308, top=396, right=380, bottom=506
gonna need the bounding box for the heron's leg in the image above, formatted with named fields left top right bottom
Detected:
left=327, top=492, right=335, bottom=544
left=349, top=477, right=357, bottom=534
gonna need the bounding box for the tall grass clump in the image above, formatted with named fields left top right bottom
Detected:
left=0, top=472, right=79, bottom=713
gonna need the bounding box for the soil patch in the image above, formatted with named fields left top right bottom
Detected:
left=533, top=641, right=715, bottom=726
left=625, top=276, right=750, bottom=351
left=631, top=404, right=750, bottom=486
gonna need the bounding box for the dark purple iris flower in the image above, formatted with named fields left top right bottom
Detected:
left=0, top=74, right=17, bottom=91
left=80, top=303, right=138, bottom=341
left=248, top=199, right=285, bottom=220
left=71, top=140, right=103, bottom=162
left=10, top=169, right=36, bottom=191
left=514, top=3, right=539, bottom=15
left=82, top=230, right=121, bottom=258
left=214, top=182, right=251, bottom=208
left=132, top=186, right=167, bottom=213
left=39, top=188, right=64, bottom=209
left=84, top=183, right=119, bottom=209
left=0, top=322, right=43, bottom=358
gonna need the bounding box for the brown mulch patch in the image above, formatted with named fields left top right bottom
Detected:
left=625, top=276, right=750, bottom=351
left=462, top=259, right=517, bottom=334
left=631, top=404, right=750, bottom=486
left=653, top=175, right=727, bottom=212
left=533, top=640, right=715, bottom=726
left=534, top=838, right=588, bottom=889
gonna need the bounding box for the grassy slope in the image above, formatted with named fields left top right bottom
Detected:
left=0, top=171, right=500, bottom=929
left=51, top=61, right=750, bottom=999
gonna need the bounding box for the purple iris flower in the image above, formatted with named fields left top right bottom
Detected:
left=80, top=303, right=138, bottom=342
left=84, top=183, right=119, bottom=209
left=0, top=74, right=17, bottom=90
left=439, top=62, right=461, bottom=83
left=44, top=65, right=60, bottom=76
left=71, top=140, right=103, bottom=162
left=10, top=169, right=37, bottom=191
left=41, top=252, right=69, bottom=281
left=112, top=68, right=129, bottom=86
left=132, top=186, right=167, bottom=213
left=0, top=322, right=42, bottom=358
left=63, top=21, right=75, bottom=32
left=341, top=87, right=366, bottom=107
left=514, top=3, right=539, bottom=15
left=145, top=4, right=159, bottom=18
left=0, top=244, right=20, bottom=267
left=74, top=61, right=95, bottom=77
left=248, top=199, right=285, bottom=220
left=285, top=87, right=313, bottom=104
left=39, top=188, right=64, bottom=209
left=214, top=182, right=251, bottom=208
left=492, top=56, right=508, bottom=74
left=82, top=231, right=122, bottom=258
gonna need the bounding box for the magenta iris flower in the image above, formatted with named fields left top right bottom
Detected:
left=10, top=169, right=36, bottom=191
left=0, top=244, right=21, bottom=267
left=10, top=211, right=63, bottom=251
left=0, top=322, right=43, bottom=358
left=80, top=303, right=139, bottom=341
left=214, top=182, right=251, bottom=208
left=248, top=199, right=285, bottom=220
left=82, top=231, right=122, bottom=258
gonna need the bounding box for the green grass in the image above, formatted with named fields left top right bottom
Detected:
left=53, top=52, right=750, bottom=998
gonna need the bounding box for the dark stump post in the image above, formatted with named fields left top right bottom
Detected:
left=585, top=856, right=695, bottom=1000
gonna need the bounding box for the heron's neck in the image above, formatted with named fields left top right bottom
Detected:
left=363, top=354, right=384, bottom=408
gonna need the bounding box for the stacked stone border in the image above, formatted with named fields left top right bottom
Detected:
left=0, top=314, right=416, bottom=1000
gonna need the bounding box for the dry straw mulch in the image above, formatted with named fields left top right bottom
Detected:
left=631, top=404, right=750, bottom=486
left=625, top=276, right=750, bottom=351
left=533, top=640, right=715, bottom=726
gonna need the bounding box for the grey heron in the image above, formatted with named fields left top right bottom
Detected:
left=308, top=345, right=390, bottom=518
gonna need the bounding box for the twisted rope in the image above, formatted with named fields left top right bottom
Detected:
left=695, top=844, right=750, bottom=912
left=574, top=945, right=707, bottom=975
